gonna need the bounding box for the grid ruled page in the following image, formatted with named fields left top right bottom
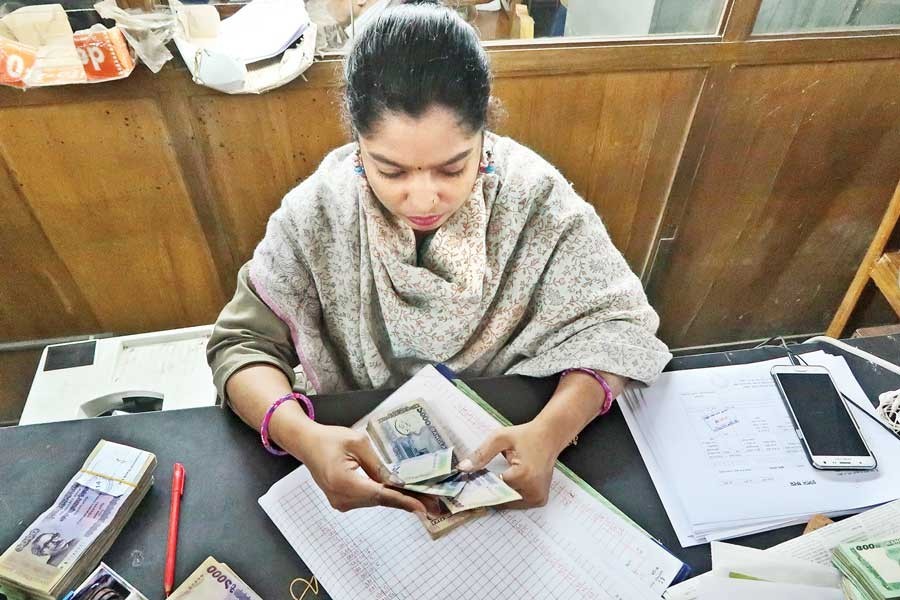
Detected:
left=259, top=467, right=660, bottom=600
left=347, top=366, right=684, bottom=594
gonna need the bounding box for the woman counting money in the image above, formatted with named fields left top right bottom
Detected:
left=207, top=2, right=671, bottom=516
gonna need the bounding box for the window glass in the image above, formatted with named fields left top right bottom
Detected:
left=315, top=0, right=730, bottom=53
left=753, top=0, right=900, bottom=34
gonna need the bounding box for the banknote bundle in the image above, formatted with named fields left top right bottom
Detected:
left=833, top=538, right=900, bottom=600
left=367, top=399, right=521, bottom=538
left=169, top=557, right=263, bottom=600
left=0, top=440, right=156, bottom=600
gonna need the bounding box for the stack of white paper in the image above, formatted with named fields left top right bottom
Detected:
left=692, top=541, right=843, bottom=598
left=620, top=351, right=900, bottom=547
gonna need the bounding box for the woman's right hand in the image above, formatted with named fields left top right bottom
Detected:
left=289, top=422, right=430, bottom=515
left=223, top=365, right=429, bottom=515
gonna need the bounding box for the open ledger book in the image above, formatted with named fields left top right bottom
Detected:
left=259, top=365, right=688, bottom=600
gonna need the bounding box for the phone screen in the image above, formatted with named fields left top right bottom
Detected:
left=774, top=372, right=870, bottom=457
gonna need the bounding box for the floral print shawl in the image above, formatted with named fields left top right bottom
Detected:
left=249, top=133, right=671, bottom=394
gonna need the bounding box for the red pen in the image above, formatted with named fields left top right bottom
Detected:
left=164, top=463, right=185, bottom=597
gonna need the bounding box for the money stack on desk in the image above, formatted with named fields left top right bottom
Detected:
left=0, top=440, right=156, bottom=600
left=833, top=538, right=900, bottom=600
left=368, top=399, right=521, bottom=538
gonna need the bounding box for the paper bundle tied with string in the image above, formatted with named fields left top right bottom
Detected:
left=0, top=5, right=135, bottom=89
left=0, top=440, right=156, bottom=600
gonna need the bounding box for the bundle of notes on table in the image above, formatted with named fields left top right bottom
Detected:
left=834, top=538, right=900, bottom=600
left=0, top=440, right=156, bottom=600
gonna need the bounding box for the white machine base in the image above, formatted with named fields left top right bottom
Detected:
left=21, top=325, right=218, bottom=425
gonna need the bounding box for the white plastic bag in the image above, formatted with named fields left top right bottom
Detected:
left=94, top=0, right=175, bottom=72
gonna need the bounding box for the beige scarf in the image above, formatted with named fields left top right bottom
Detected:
left=250, top=133, right=671, bottom=393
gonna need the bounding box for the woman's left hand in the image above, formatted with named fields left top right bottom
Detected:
left=457, top=421, right=562, bottom=508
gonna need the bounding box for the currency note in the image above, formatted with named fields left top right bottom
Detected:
left=403, top=472, right=468, bottom=498
left=0, top=441, right=155, bottom=600
left=442, top=470, right=522, bottom=514
left=169, top=557, right=263, bottom=600
left=388, top=447, right=455, bottom=485
left=840, top=538, right=900, bottom=599
left=418, top=505, right=487, bottom=540
left=841, top=578, right=868, bottom=600
left=367, top=400, right=454, bottom=463
left=0, top=482, right=125, bottom=588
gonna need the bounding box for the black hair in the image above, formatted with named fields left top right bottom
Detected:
left=343, top=2, right=492, bottom=138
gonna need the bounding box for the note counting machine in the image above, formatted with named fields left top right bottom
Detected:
left=21, top=325, right=218, bottom=425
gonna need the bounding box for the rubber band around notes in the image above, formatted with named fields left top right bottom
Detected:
left=78, top=468, right=139, bottom=487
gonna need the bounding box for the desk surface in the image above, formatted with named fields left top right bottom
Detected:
left=2, top=336, right=899, bottom=599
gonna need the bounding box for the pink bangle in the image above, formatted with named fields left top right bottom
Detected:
left=561, top=368, right=615, bottom=416
left=260, top=392, right=315, bottom=456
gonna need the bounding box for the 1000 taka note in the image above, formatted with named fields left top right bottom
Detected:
left=366, top=399, right=522, bottom=514
left=388, top=447, right=456, bottom=485
left=367, top=400, right=456, bottom=463
left=169, top=557, right=263, bottom=600
left=443, top=470, right=522, bottom=514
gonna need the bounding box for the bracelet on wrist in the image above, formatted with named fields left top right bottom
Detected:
left=260, top=392, right=315, bottom=456
left=561, top=368, right=615, bottom=416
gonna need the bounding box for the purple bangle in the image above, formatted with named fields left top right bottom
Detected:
left=260, top=392, right=315, bottom=456
left=561, top=368, right=615, bottom=416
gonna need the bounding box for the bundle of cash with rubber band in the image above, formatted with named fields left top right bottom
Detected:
left=833, top=537, right=900, bottom=600
left=0, top=440, right=156, bottom=600
left=367, top=399, right=521, bottom=538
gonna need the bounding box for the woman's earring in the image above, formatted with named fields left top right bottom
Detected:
left=479, top=150, right=495, bottom=174
left=354, top=150, right=365, bottom=176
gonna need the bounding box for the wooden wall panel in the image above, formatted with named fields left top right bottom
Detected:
left=0, top=162, right=101, bottom=339
left=2, top=36, right=899, bottom=349
left=494, top=69, right=704, bottom=275
left=648, top=59, right=900, bottom=347
left=0, top=99, right=225, bottom=337
left=192, top=88, right=347, bottom=283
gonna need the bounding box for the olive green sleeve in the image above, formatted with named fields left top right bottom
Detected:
left=206, top=263, right=299, bottom=403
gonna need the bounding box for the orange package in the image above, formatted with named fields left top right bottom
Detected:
left=73, top=25, right=135, bottom=83
left=0, top=37, right=37, bottom=88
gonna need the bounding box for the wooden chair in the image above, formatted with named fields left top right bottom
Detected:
left=828, top=178, right=900, bottom=337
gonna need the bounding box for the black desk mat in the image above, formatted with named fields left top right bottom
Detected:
left=1, top=336, right=898, bottom=598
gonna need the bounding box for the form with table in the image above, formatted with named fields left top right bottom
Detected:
left=1, top=336, right=899, bottom=599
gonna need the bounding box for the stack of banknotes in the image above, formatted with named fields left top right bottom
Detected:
left=834, top=538, right=900, bottom=600
left=367, top=399, right=522, bottom=538
left=0, top=440, right=156, bottom=600
left=169, top=557, right=263, bottom=600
